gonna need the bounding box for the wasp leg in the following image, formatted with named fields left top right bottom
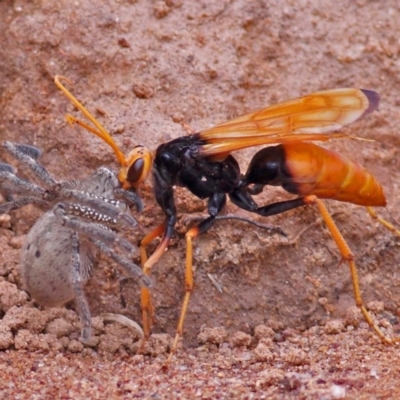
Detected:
left=237, top=192, right=400, bottom=344
left=303, top=196, right=400, bottom=344
left=138, top=180, right=178, bottom=345
left=185, top=214, right=286, bottom=236
left=138, top=221, right=167, bottom=344
left=367, top=206, right=400, bottom=237
left=255, top=197, right=309, bottom=217
left=167, top=192, right=226, bottom=365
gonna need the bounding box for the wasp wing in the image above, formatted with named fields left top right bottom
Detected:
left=198, top=88, right=379, bottom=156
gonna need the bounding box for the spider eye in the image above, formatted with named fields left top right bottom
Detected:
left=127, top=158, right=145, bottom=185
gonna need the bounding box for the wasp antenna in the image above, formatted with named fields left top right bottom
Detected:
left=65, top=114, right=119, bottom=148
left=54, top=75, right=126, bottom=166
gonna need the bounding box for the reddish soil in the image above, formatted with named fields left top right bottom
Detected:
left=1, top=0, right=400, bottom=398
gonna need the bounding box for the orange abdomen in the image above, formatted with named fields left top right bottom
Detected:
left=282, top=142, right=386, bottom=206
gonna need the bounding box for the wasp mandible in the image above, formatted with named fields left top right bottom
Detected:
left=55, top=76, right=400, bottom=362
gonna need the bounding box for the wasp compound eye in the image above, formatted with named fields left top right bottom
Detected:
left=127, top=158, right=145, bottom=185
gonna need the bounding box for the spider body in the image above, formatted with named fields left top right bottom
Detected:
left=0, top=142, right=150, bottom=342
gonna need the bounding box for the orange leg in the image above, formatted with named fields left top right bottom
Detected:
left=367, top=206, right=400, bottom=237
left=163, top=211, right=220, bottom=365
left=304, top=196, right=400, bottom=344
left=166, top=225, right=200, bottom=364
left=138, top=220, right=167, bottom=340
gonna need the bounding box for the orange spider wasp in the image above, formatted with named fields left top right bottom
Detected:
left=55, top=76, right=400, bottom=362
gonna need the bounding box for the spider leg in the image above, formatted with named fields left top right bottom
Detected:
left=53, top=204, right=151, bottom=288
left=2, top=142, right=56, bottom=187
left=70, top=231, right=92, bottom=342
left=59, top=188, right=138, bottom=228
left=0, top=162, right=45, bottom=198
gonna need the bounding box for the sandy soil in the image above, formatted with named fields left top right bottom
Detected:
left=1, top=0, right=400, bottom=398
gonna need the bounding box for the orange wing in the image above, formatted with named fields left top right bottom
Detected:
left=198, top=89, right=379, bottom=157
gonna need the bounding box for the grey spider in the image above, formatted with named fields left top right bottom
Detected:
left=0, top=141, right=151, bottom=342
